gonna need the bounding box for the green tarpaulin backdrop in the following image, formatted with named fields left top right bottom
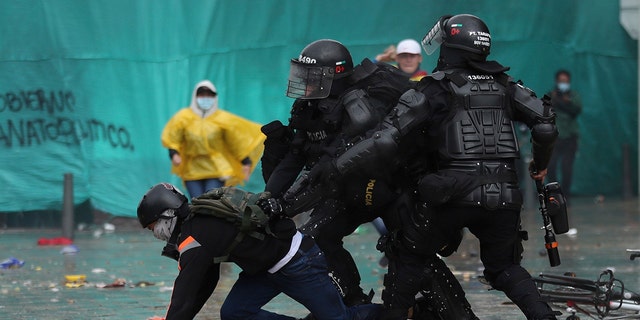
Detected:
left=1, top=0, right=637, bottom=217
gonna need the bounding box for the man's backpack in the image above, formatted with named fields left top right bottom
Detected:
left=190, top=187, right=272, bottom=263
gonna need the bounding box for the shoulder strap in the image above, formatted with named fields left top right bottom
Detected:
left=213, top=232, right=245, bottom=264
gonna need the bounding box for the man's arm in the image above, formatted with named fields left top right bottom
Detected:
left=165, top=248, right=220, bottom=319
left=511, top=82, right=558, bottom=174
left=268, top=85, right=447, bottom=217
left=565, top=93, right=582, bottom=118
left=332, top=89, right=428, bottom=175
left=264, top=146, right=306, bottom=198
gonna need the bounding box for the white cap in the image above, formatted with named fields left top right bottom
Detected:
left=396, top=39, right=421, bottom=55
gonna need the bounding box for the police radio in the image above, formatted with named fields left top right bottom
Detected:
left=535, top=180, right=569, bottom=267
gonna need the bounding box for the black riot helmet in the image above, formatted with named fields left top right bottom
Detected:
left=421, top=14, right=491, bottom=57
left=137, top=183, right=189, bottom=228
left=286, top=39, right=354, bottom=100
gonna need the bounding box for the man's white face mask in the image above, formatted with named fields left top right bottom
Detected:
left=153, top=209, right=178, bottom=241
left=196, top=97, right=217, bottom=110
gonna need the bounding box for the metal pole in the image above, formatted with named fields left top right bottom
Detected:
left=62, top=173, right=74, bottom=239
left=623, top=144, right=633, bottom=199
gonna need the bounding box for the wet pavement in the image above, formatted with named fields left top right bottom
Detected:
left=1, top=197, right=638, bottom=319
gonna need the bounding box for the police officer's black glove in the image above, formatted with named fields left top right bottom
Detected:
left=267, top=215, right=297, bottom=239
left=256, top=197, right=284, bottom=217
left=528, top=160, right=547, bottom=181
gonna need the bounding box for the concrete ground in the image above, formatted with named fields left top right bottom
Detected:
left=1, top=197, right=638, bottom=319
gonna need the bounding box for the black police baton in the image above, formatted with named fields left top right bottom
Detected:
left=535, top=179, right=561, bottom=267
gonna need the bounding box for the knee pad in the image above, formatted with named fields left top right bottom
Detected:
left=490, top=265, right=532, bottom=291
left=491, top=265, right=557, bottom=320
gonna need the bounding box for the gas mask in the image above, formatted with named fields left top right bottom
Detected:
left=153, top=209, right=178, bottom=241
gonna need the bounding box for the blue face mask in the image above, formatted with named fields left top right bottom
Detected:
left=557, top=82, right=570, bottom=93
left=196, top=97, right=216, bottom=110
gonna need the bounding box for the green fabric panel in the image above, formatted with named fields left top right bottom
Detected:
left=0, top=0, right=637, bottom=216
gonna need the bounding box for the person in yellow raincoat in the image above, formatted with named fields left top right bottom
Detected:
left=161, top=80, right=265, bottom=198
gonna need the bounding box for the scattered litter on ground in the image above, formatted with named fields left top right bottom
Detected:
left=37, top=237, right=73, bottom=246
left=0, top=257, right=25, bottom=269
left=133, top=281, right=155, bottom=287
left=103, top=223, right=116, bottom=233
left=64, top=274, right=87, bottom=288
left=60, top=245, right=79, bottom=255
left=158, top=286, right=173, bottom=293
left=594, top=195, right=605, bottom=203
left=96, top=278, right=126, bottom=288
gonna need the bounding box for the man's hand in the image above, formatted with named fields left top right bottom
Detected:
left=256, top=198, right=284, bottom=217
left=529, top=161, right=547, bottom=181
left=242, top=164, right=251, bottom=181
left=375, top=45, right=396, bottom=63
left=171, top=153, right=182, bottom=166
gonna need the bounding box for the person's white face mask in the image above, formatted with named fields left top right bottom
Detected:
left=196, top=97, right=216, bottom=110
left=153, top=212, right=177, bottom=241
left=557, top=82, right=570, bottom=93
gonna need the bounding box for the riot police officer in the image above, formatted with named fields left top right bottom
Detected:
left=309, top=14, right=559, bottom=320
left=261, top=39, right=412, bottom=306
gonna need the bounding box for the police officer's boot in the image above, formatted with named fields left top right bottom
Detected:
left=492, top=265, right=559, bottom=320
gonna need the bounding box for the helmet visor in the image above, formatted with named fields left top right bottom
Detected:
left=286, top=59, right=334, bottom=99
left=421, top=16, right=450, bottom=55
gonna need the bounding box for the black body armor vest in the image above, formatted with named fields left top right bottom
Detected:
left=436, top=70, right=522, bottom=210
left=440, top=72, right=519, bottom=162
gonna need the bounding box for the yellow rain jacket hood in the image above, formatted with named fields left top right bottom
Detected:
left=161, top=80, right=265, bottom=186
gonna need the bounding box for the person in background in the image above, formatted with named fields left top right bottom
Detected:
left=546, top=70, right=582, bottom=198
left=374, top=39, right=428, bottom=81
left=161, top=80, right=265, bottom=198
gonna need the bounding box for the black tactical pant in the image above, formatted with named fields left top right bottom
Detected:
left=299, top=199, right=377, bottom=306
left=377, top=195, right=476, bottom=320
left=385, top=206, right=556, bottom=320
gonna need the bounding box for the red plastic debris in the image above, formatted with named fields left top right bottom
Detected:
left=37, top=237, right=74, bottom=246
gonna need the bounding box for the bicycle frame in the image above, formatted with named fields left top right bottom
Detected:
left=534, top=270, right=640, bottom=319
